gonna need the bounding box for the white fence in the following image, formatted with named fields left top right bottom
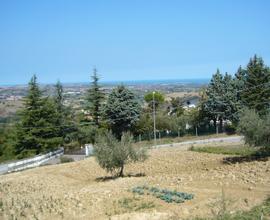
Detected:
left=0, top=147, right=64, bottom=175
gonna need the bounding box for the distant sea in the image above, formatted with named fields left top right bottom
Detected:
left=0, top=78, right=210, bottom=87
left=101, top=78, right=210, bottom=85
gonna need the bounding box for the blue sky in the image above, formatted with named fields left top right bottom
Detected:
left=0, top=0, right=270, bottom=85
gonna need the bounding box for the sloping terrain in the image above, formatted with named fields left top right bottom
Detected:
left=0, top=147, right=269, bottom=220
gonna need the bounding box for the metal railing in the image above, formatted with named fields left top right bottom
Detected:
left=0, top=147, right=64, bottom=175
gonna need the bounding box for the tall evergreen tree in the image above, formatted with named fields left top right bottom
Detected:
left=54, top=81, right=64, bottom=117
left=203, top=69, right=237, bottom=130
left=15, top=75, right=62, bottom=157
left=204, top=69, right=226, bottom=129
left=223, top=72, right=238, bottom=122
left=86, top=68, right=104, bottom=126
left=241, top=55, right=270, bottom=115
left=54, top=80, right=69, bottom=142
left=103, top=85, right=141, bottom=139
left=234, top=66, right=247, bottom=94
left=231, top=66, right=248, bottom=121
left=54, top=81, right=65, bottom=131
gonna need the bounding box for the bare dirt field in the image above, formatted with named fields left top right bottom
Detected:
left=165, top=92, right=199, bottom=101
left=0, top=145, right=269, bottom=220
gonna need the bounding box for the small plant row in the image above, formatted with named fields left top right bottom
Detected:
left=131, top=185, right=194, bottom=204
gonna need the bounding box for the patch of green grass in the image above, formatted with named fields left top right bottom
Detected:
left=190, top=145, right=256, bottom=156
left=192, top=197, right=270, bottom=220
left=106, top=196, right=156, bottom=216
left=118, top=197, right=155, bottom=212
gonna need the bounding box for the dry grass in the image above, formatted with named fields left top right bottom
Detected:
left=0, top=144, right=269, bottom=220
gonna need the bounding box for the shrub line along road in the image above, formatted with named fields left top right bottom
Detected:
left=152, top=136, right=244, bottom=150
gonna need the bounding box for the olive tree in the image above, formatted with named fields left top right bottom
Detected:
left=93, top=131, right=148, bottom=177
left=237, top=108, right=270, bottom=150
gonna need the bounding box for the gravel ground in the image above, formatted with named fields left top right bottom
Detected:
left=0, top=141, right=269, bottom=220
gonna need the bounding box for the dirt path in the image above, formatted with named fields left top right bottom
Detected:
left=0, top=144, right=269, bottom=220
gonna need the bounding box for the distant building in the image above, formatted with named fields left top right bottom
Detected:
left=182, top=96, right=199, bottom=109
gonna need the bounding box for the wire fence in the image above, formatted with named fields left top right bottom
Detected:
left=134, top=125, right=219, bottom=142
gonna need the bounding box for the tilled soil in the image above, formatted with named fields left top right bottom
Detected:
left=0, top=147, right=269, bottom=220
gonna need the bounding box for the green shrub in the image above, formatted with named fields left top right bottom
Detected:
left=224, top=123, right=236, bottom=135
left=238, top=109, right=270, bottom=150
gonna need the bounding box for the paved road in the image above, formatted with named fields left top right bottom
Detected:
left=152, top=136, right=244, bottom=150
left=44, top=136, right=244, bottom=165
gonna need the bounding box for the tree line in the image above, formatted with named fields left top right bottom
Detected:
left=1, top=55, right=270, bottom=164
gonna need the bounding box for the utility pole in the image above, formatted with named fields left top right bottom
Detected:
left=153, top=91, right=157, bottom=147
left=216, top=116, right=219, bottom=135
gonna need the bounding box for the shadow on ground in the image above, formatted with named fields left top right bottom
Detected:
left=223, top=149, right=270, bottom=164
left=95, top=172, right=146, bottom=182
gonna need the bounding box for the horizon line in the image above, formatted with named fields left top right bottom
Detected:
left=0, top=78, right=210, bottom=87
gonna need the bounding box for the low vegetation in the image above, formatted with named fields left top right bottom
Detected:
left=194, top=197, right=270, bottom=220
left=131, top=185, right=194, bottom=204
left=190, top=145, right=256, bottom=156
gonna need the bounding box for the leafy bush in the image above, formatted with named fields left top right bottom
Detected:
left=131, top=185, right=194, bottom=204
left=237, top=109, right=270, bottom=150
left=224, top=123, right=237, bottom=135
left=94, top=132, right=148, bottom=177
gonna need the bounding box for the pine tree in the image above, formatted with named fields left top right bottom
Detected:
left=15, top=75, right=62, bottom=157
left=231, top=66, right=248, bottom=121
left=223, top=72, right=238, bottom=122
left=203, top=69, right=238, bottom=130
left=54, top=80, right=66, bottom=138
left=54, top=80, right=64, bottom=118
left=241, top=55, right=270, bottom=115
left=103, top=85, right=141, bottom=139
left=86, top=68, right=104, bottom=126
left=234, top=66, right=247, bottom=95
left=54, top=81, right=78, bottom=144
left=204, top=69, right=226, bottom=129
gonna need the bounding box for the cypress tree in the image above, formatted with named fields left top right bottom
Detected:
left=86, top=68, right=104, bottom=126
left=54, top=80, right=65, bottom=137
